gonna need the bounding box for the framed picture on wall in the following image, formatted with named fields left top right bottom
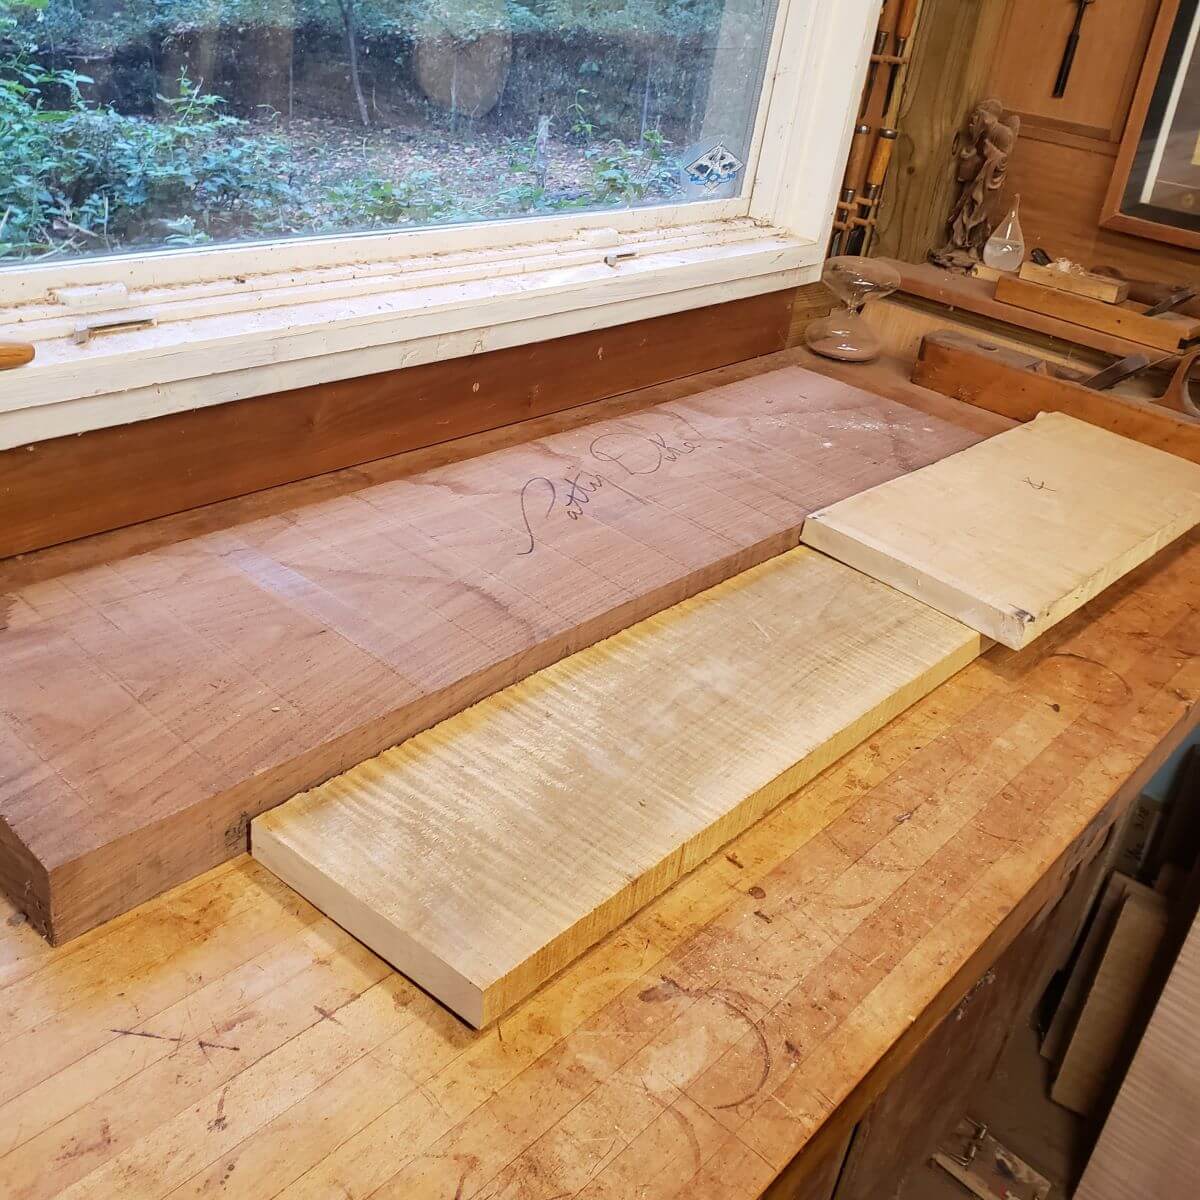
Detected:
left=1103, top=0, right=1200, bottom=249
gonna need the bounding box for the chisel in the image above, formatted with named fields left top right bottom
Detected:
left=0, top=342, right=34, bottom=370
left=882, top=0, right=919, bottom=118
left=848, top=129, right=898, bottom=255
left=1053, top=0, right=1095, bottom=98
left=860, top=0, right=896, bottom=117
left=832, top=124, right=875, bottom=254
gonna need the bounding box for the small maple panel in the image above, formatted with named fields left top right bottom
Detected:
left=0, top=365, right=986, bottom=943
left=803, top=412, right=1200, bottom=649
left=253, top=548, right=982, bottom=1027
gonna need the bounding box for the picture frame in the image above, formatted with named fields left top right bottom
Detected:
left=1103, top=0, right=1200, bottom=250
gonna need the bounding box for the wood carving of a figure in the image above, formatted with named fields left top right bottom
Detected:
left=933, top=99, right=1020, bottom=266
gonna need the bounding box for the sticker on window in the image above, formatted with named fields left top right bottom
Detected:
left=684, top=144, right=746, bottom=191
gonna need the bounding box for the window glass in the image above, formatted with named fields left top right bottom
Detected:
left=0, top=0, right=778, bottom=263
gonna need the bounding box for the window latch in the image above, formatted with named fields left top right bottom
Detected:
left=72, top=315, right=157, bottom=345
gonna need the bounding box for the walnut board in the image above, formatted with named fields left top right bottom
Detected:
left=0, top=364, right=988, bottom=944
left=253, top=547, right=983, bottom=1027
left=801, top=413, right=1200, bottom=649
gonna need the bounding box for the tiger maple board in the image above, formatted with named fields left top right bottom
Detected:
left=0, top=364, right=988, bottom=944
left=252, top=547, right=983, bottom=1027
left=802, top=412, right=1200, bottom=650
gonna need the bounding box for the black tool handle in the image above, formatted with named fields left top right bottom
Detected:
left=1053, top=30, right=1080, bottom=97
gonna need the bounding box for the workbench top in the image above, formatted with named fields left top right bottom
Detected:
left=3, top=506, right=1196, bottom=1198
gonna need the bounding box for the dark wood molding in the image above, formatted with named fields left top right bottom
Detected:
left=1, top=288, right=813, bottom=560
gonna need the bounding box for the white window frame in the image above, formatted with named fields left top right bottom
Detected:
left=0, top=0, right=878, bottom=449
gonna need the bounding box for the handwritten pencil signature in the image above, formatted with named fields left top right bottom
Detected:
left=517, top=416, right=704, bottom=555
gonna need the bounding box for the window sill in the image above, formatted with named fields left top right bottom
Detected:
left=0, top=220, right=818, bottom=450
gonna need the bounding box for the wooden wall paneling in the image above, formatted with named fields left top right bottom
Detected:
left=873, top=0, right=1009, bottom=262
left=1076, top=905, right=1200, bottom=1200
left=989, top=0, right=1160, bottom=141
left=0, top=288, right=806, bottom=561
left=0, top=361, right=992, bottom=944
left=1001, top=131, right=1200, bottom=285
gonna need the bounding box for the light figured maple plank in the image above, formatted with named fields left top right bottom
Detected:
left=252, top=547, right=982, bottom=1027
left=802, top=412, right=1200, bottom=649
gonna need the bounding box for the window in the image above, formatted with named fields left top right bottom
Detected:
left=2, top=0, right=781, bottom=261
left=0, top=0, right=877, bottom=447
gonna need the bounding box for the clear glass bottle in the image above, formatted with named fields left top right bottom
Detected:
left=983, top=196, right=1025, bottom=272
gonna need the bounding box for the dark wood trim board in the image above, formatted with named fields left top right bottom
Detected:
left=0, top=289, right=809, bottom=561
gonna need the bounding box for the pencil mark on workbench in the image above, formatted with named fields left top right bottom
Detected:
left=667, top=1104, right=703, bottom=1169
left=753, top=910, right=772, bottom=924
left=207, top=1087, right=229, bottom=1133
left=313, top=1004, right=342, bottom=1025
left=1022, top=475, right=1056, bottom=492
left=725, top=851, right=744, bottom=869
left=109, top=1027, right=185, bottom=1044
left=638, top=976, right=686, bottom=1004
left=1049, top=651, right=1133, bottom=700
left=710, top=990, right=772, bottom=1110
left=637, top=976, right=771, bottom=1109
left=56, top=1119, right=113, bottom=1163
left=198, top=1038, right=240, bottom=1053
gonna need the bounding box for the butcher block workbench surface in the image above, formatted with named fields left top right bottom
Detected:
left=3, top=513, right=1197, bottom=1199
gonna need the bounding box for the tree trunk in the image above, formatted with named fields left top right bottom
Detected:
left=338, top=0, right=370, bottom=127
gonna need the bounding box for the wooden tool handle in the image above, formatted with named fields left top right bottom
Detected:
left=1160, top=348, right=1200, bottom=419
left=846, top=123, right=873, bottom=190
left=0, top=342, right=34, bottom=370
left=867, top=129, right=898, bottom=189
left=895, top=0, right=919, bottom=42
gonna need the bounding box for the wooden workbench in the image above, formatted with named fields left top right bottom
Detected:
left=2, top=353, right=1197, bottom=1200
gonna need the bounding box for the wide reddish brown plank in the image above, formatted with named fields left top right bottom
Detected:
left=0, top=364, right=987, bottom=943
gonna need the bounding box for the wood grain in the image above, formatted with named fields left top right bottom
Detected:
left=1017, top=263, right=1130, bottom=305
left=989, top=0, right=1158, bottom=142
left=0, top=362, right=989, bottom=944
left=1076, top=905, right=1200, bottom=1199
left=0, top=290, right=803, bottom=561
left=802, top=412, right=1200, bottom=649
left=913, top=331, right=1200, bottom=465
left=873, top=0, right=1009, bottom=261
left=252, top=548, right=983, bottom=1026
left=1, top=525, right=1195, bottom=1200
left=1050, top=890, right=1169, bottom=1116
left=994, top=277, right=1200, bottom=353
left=892, top=262, right=1176, bottom=361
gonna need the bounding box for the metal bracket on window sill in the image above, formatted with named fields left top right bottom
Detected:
left=72, top=314, right=158, bottom=345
